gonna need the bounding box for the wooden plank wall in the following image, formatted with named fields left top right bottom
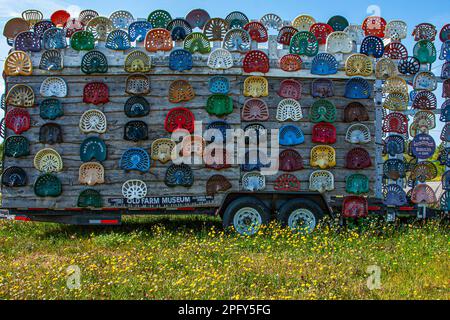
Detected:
left=1, top=47, right=376, bottom=209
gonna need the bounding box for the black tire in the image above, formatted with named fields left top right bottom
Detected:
left=222, top=197, right=270, bottom=236
left=277, top=198, right=325, bottom=233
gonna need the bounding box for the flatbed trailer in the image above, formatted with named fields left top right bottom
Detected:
left=3, top=195, right=443, bottom=228
left=1, top=9, right=447, bottom=234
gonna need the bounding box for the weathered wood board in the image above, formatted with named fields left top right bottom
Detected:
left=1, top=48, right=378, bottom=210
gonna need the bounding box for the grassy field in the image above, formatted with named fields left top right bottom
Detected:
left=0, top=215, right=448, bottom=300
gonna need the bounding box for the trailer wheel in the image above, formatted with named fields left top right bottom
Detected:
left=277, top=199, right=324, bottom=233
left=222, top=197, right=270, bottom=236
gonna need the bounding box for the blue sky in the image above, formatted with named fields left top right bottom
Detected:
left=1, top=0, right=448, bottom=30
left=0, top=0, right=448, bottom=138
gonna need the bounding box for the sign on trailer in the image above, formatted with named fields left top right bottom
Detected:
left=108, top=195, right=215, bottom=208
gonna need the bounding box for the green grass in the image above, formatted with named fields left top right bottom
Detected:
left=0, top=215, right=448, bottom=300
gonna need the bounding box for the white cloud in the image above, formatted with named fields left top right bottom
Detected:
left=66, top=4, right=81, bottom=18
left=0, top=0, right=80, bottom=19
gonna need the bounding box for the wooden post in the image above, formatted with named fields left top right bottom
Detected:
left=374, top=79, right=384, bottom=200
left=268, top=35, right=278, bottom=60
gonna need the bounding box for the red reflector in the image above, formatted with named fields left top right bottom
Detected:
left=399, top=207, right=415, bottom=211
left=100, top=219, right=119, bottom=224
left=15, top=216, right=30, bottom=221
left=102, top=208, right=121, bottom=211
left=368, top=206, right=381, bottom=211
left=176, top=207, right=195, bottom=211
